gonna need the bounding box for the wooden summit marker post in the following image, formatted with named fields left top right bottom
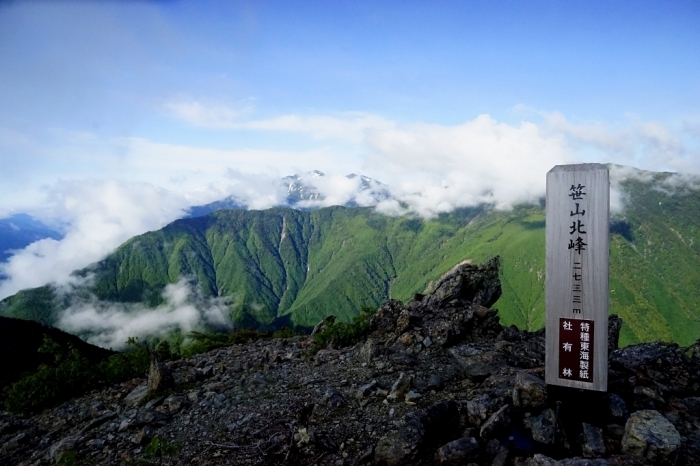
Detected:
left=545, top=164, right=609, bottom=392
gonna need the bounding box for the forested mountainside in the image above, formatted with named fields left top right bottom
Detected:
left=1, top=170, right=699, bottom=347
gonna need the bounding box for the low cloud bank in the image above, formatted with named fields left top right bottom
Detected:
left=56, top=277, right=233, bottom=350
left=0, top=180, right=194, bottom=300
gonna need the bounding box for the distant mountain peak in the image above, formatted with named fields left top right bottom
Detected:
left=188, top=171, right=391, bottom=218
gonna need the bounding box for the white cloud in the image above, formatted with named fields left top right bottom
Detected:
left=243, top=113, right=395, bottom=143
left=164, top=99, right=395, bottom=142
left=222, top=169, right=289, bottom=210
left=363, top=115, right=579, bottom=216
left=56, top=277, right=233, bottom=349
left=542, top=112, right=698, bottom=174
left=122, top=137, right=350, bottom=183
left=164, top=100, right=251, bottom=128
left=0, top=180, right=191, bottom=299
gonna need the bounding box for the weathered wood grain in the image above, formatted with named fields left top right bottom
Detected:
left=545, top=163, right=609, bottom=391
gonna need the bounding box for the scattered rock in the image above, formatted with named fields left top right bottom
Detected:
left=427, top=373, right=443, bottom=391
left=374, top=412, right=425, bottom=465
left=49, top=435, right=80, bottom=460
left=124, top=383, right=149, bottom=407
left=435, top=436, right=480, bottom=464
left=581, top=422, right=606, bottom=457
left=357, top=380, right=377, bottom=399
left=526, top=408, right=557, bottom=445
left=480, top=404, right=510, bottom=440
left=608, top=393, right=628, bottom=419
left=405, top=391, right=422, bottom=403
left=449, top=343, right=505, bottom=380
left=387, top=372, right=412, bottom=401
left=133, top=426, right=154, bottom=445
left=2, top=257, right=698, bottom=466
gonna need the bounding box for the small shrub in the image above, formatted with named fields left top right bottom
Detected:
left=272, top=327, right=300, bottom=339
left=4, top=338, right=99, bottom=415
left=181, top=329, right=272, bottom=357
left=313, top=306, right=376, bottom=351
left=144, top=435, right=183, bottom=459
left=3, top=336, right=150, bottom=415
left=154, top=340, right=173, bottom=361
left=101, top=337, right=150, bottom=383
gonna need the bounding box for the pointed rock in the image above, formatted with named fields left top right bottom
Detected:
left=148, top=355, right=175, bottom=393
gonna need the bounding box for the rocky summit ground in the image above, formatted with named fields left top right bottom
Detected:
left=2, top=257, right=700, bottom=466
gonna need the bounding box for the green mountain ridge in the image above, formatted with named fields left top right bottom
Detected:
left=1, top=169, right=700, bottom=347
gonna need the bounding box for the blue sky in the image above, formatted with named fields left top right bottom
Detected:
left=0, top=0, right=699, bottom=296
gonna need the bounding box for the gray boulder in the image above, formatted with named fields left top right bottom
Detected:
left=374, top=413, right=425, bottom=465
left=512, top=371, right=548, bottom=410
left=449, top=343, right=505, bottom=381
left=427, top=256, right=502, bottom=308
left=525, top=408, right=557, bottom=444
left=581, top=423, right=605, bottom=458
left=435, top=436, right=480, bottom=465
left=124, top=383, right=149, bottom=407
left=621, top=409, right=681, bottom=465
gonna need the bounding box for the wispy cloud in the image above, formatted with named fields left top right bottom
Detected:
left=164, top=100, right=253, bottom=128
left=164, top=99, right=395, bottom=142
left=0, top=180, right=190, bottom=299
left=541, top=111, right=695, bottom=173
left=57, top=277, right=233, bottom=349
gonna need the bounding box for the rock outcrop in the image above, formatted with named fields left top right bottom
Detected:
left=1, top=257, right=699, bottom=465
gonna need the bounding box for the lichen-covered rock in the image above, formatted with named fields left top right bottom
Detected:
left=513, top=371, right=548, bottom=410
left=608, top=393, right=628, bottom=419
left=311, top=314, right=336, bottom=336
left=622, top=409, right=681, bottom=465
left=611, top=342, right=693, bottom=395
left=466, top=393, right=504, bottom=426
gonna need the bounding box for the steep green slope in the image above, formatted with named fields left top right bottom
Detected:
left=1, top=170, right=699, bottom=347
left=0, top=205, right=547, bottom=333
left=608, top=176, right=700, bottom=346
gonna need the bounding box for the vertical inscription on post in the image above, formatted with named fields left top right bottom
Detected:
left=546, top=164, right=609, bottom=392
left=558, top=318, right=594, bottom=382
